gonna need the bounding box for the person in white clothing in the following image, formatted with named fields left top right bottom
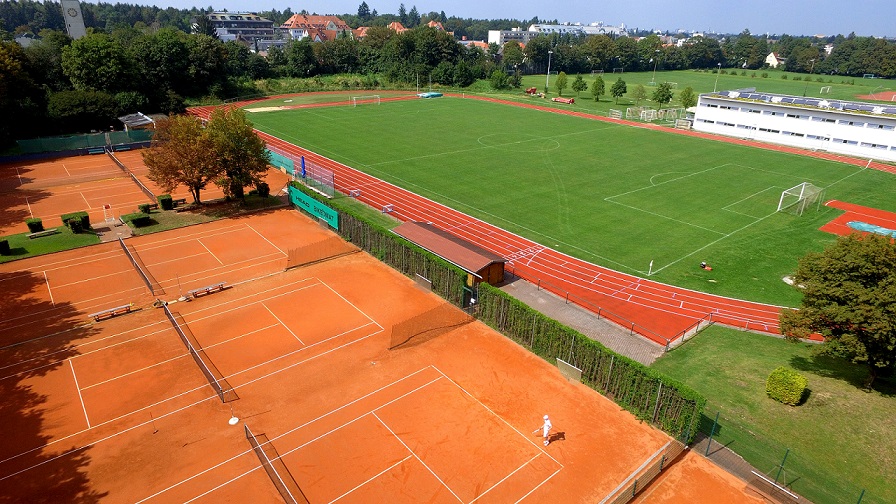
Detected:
left=534, top=414, right=552, bottom=446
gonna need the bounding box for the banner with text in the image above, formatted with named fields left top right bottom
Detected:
left=289, top=185, right=338, bottom=230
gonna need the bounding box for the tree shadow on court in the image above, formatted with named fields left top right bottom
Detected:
left=0, top=270, right=107, bottom=501
left=0, top=164, right=55, bottom=234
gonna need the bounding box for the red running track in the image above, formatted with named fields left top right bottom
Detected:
left=187, top=99, right=828, bottom=346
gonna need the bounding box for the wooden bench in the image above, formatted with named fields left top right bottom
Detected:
left=188, top=282, right=226, bottom=299
left=172, top=198, right=187, bottom=207
left=146, top=202, right=159, bottom=210
left=89, top=303, right=133, bottom=321
left=87, top=148, right=105, bottom=155
left=28, top=228, right=59, bottom=239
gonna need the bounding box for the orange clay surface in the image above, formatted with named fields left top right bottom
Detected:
left=0, top=208, right=759, bottom=503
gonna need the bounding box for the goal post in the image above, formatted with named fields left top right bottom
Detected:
left=352, top=95, right=381, bottom=107
left=777, top=182, right=824, bottom=215
left=819, top=86, right=832, bottom=94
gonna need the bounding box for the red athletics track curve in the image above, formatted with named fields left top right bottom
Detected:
left=187, top=99, right=817, bottom=345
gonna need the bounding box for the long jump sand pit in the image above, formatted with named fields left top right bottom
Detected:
left=0, top=208, right=759, bottom=502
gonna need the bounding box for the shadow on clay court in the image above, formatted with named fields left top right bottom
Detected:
left=548, top=432, right=566, bottom=444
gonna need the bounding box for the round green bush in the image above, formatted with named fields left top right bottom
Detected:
left=766, top=366, right=808, bottom=406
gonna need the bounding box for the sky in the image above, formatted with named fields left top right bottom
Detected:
left=85, top=0, right=893, bottom=38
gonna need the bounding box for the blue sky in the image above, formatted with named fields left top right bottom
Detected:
left=86, top=0, right=892, bottom=37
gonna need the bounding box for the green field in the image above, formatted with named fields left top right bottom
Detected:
left=652, top=326, right=895, bottom=504
left=248, top=96, right=896, bottom=306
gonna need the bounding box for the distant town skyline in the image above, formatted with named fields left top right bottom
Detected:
left=81, top=0, right=893, bottom=38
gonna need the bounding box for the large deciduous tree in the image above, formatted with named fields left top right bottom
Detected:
left=61, top=32, right=133, bottom=93
left=143, top=115, right=220, bottom=204
left=206, top=107, right=270, bottom=200
left=651, top=82, right=673, bottom=108
left=780, top=233, right=896, bottom=388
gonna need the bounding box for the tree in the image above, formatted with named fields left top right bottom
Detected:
left=398, top=3, right=407, bottom=25
left=489, top=68, right=509, bottom=90
left=679, top=86, right=698, bottom=109
left=633, top=83, right=647, bottom=105
left=143, top=114, right=220, bottom=204
left=501, top=40, right=524, bottom=69
left=780, top=233, right=896, bottom=388
left=651, top=82, right=673, bottom=108
left=571, top=74, right=587, bottom=96
left=357, top=1, right=371, bottom=20
left=555, top=71, right=567, bottom=96
left=206, top=107, right=270, bottom=200
left=610, top=77, right=626, bottom=104
left=61, top=32, right=133, bottom=93
left=591, top=75, right=605, bottom=101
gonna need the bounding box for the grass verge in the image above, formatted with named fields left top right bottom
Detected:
left=127, top=195, right=288, bottom=235
left=651, top=325, right=895, bottom=504
left=0, top=227, right=100, bottom=263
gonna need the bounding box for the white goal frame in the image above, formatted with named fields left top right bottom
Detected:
left=352, top=95, right=381, bottom=107
left=819, top=86, right=832, bottom=94
left=777, top=182, right=824, bottom=215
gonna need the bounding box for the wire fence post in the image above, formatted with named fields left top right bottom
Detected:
left=774, top=448, right=789, bottom=486
left=705, top=411, right=720, bottom=456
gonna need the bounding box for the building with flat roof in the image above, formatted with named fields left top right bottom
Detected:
left=206, top=12, right=275, bottom=43
left=693, top=89, right=896, bottom=162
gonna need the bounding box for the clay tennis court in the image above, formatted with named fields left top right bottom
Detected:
left=0, top=206, right=759, bottom=503
left=0, top=153, right=154, bottom=235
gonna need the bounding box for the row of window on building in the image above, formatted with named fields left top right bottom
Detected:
left=699, top=102, right=896, bottom=130
left=696, top=118, right=893, bottom=150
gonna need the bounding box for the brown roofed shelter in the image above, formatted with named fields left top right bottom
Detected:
left=392, top=222, right=505, bottom=286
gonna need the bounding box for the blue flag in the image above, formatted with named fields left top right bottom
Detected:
left=301, top=156, right=306, bottom=178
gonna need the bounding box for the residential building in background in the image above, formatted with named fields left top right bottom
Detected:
left=206, top=11, right=275, bottom=43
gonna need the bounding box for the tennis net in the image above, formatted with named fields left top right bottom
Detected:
left=106, top=149, right=156, bottom=201
left=118, top=237, right=160, bottom=295
left=163, top=304, right=235, bottom=403
left=244, top=424, right=310, bottom=504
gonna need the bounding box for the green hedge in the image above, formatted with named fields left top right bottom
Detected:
left=122, top=212, right=151, bottom=228
left=158, top=194, right=173, bottom=210
left=25, top=218, right=43, bottom=233
left=138, top=203, right=152, bottom=214
left=766, top=366, right=808, bottom=406
left=477, top=283, right=705, bottom=442
left=0, top=238, right=9, bottom=255
left=60, top=211, right=89, bottom=232
left=256, top=182, right=270, bottom=197
left=289, top=182, right=467, bottom=307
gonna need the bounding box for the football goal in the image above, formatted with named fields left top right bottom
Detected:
left=777, top=182, right=825, bottom=215
left=819, top=86, right=832, bottom=94
left=352, top=95, right=381, bottom=106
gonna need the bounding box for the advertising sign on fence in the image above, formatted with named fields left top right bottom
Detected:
left=289, top=186, right=338, bottom=230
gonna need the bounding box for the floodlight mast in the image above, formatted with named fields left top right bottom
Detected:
left=546, top=50, right=553, bottom=94
left=803, top=58, right=816, bottom=97
left=713, top=62, right=722, bottom=92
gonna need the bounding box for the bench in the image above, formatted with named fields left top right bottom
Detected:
left=88, top=148, right=106, bottom=155
left=173, top=198, right=187, bottom=206
left=146, top=203, right=159, bottom=210
left=188, top=282, right=226, bottom=299
left=89, top=303, right=133, bottom=321
left=28, top=228, right=59, bottom=239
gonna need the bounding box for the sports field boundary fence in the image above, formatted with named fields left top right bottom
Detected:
left=106, top=149, right=157, bottom=201
left=476, top=282, right=705, bottom=443
left=288, top=182, right=467, bottom=308
left=118, top=237, right=163, bottom=295
left=599, top=440, right=688, bottom=504
left=244, top=424, right=310, bottom=504
left=162, top=304, right=237, bottom=403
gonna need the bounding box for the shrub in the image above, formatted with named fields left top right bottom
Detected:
left=25, top=218, right=43, bottom=233
left=122, top=212, right=151, bottom=227
left=781, top=74, right=788, bottom=79
left=256, top=181, right=270, bottom=197
left=720, top=69, right=727, bottom=75
left=138, top=203, right=152, bottom=214
left=0, top=239, right=9, bottom=255
left=766, top=366, right=808, bottom=406
left=761, top=72, right=769, bottom=78
left=158, top=194, right=173, bottom=210
left=817, top=77, right=825, bottom=82
left=751, top=72, right=757, bottom=78
left=741, top=70, right=747, bottom=76
left=60, top=211, right=89, bottom=232
left=793, top=76, right=802, bottom=81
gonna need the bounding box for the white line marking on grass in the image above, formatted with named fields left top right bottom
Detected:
left=43, top=271, right=54, bottom=306
left=603, top=199, right=726, bottom=235
left=246, top=224, right=286, bottom=256
left=197, top=239, right=223, bottom=265
left=606, top=164, right=730, bottom=201
left=70, top=360, right=90, bottom=428
left=371, top=411, right=464, bottom=503
left=328, top=455, right=414, bottom=503
left=262, top=303, right=304, bottom=344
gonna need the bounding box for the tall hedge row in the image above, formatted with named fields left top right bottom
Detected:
left=289, top=182, right=466, bottom=307
left=477, top=283, right=705, bottom=441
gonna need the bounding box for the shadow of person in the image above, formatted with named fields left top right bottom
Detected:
left=549, top=431, right=566, bottom=443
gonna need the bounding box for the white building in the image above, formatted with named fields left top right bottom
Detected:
left=693, top=89, right=896, bottom=162
left=488, top=22, right=626, bottom=46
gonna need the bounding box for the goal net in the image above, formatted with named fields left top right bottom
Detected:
left=352, top=95, right=381, bottom=106
left=777, top=182, right=824, bottom=215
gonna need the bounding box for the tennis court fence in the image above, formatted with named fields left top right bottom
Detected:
left=106, top=149, right=156, bottom=201
left=599, top=439, right=687, bottom=504
left=162, top=304, right=237, bottom=403
left=244, top=424, right=310, bottom=504
left=389, top=302, right=474, bottom=350
left=117, top=238, right=163, bottom=295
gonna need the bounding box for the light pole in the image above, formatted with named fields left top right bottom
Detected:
left=713, top=62, right=722, bottom=92
left=651, top=50, right=660, bottom=85
left=803, top=58, right=816, bottom=97
left=545, top=50, right=553, bottom=94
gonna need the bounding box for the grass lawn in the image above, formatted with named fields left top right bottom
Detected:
left=0, top=226, right=99, bottom=263
left=652, top=326, right=895, bottom=504
left=248, top=96, right=896, bottom=306
left=127, top=195, right=288, bottom=235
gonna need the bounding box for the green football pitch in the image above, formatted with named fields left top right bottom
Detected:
left=248, top=97, right=896, bottom=306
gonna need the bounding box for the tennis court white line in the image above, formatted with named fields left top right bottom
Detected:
left=50, top=267, right=135, bottom=290
left=372, top=410, right=464, bottom=503
left=70, top=360, right=90, bottom=428
left=15, top=166, right=22, bottom=185
left=318, top=280, right=383, bottom=330
left=469, top=453, right=544, bottom=504
left=181, top=280, right=320, bottom=325
left=25, top=196, right=33, bottom=218
left=63, top=164, right=71, bottom=177
left=201, top=323, right=280, bottom=352
left=262, top=304, right=304, bottom=345
left=197, top=238, right=223, bottom=265
left=327, top=455, right=414, bottom=504
left=246, top=223, right=286, bottom=256
left=80, top=192, right=91, bottom=208
left=43, top=271, right=54, bottom=306
left=80, top=352, right=190, bottom=390
left=179, top=461, right=264, bottom=504
left=513, top=466, right=564, bottom=504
